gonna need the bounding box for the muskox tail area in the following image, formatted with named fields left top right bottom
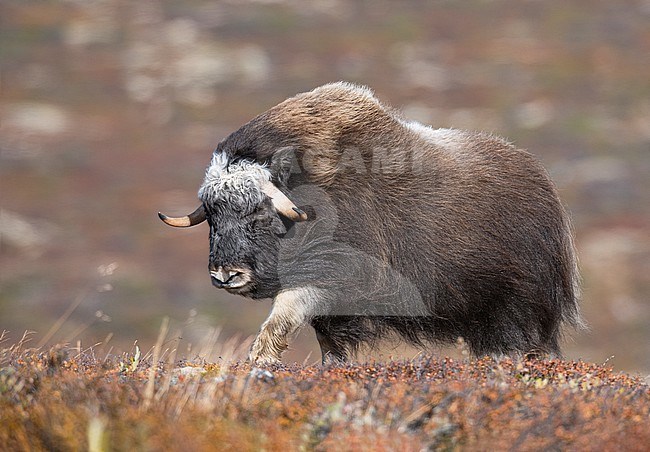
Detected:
left=533, top=208, right=584, bottom=359
left=527, top=209, right=584, bottom=359
left=558, top=209, right=585, bottom=333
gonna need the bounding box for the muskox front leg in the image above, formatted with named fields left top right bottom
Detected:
left=249, top=287, right=322, bottom=364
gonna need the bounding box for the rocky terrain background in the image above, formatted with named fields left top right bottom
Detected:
left=1, top=0, right=649, bottom=373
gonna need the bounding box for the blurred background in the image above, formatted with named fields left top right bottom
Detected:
left=1, top=0, right=649, bottom=373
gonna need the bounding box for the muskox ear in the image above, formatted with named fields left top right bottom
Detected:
left=269, top=147, right=300, bottom=186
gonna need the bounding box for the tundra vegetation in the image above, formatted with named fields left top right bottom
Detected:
left=0, top=335, right=648, bottom=451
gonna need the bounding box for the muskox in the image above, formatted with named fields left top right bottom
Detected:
left=159, top=82, right=582, bottom=364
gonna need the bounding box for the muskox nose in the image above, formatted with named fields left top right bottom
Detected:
left=209, top=265, right=247, bottom=288
left=210, top=266, right=240, bottom=284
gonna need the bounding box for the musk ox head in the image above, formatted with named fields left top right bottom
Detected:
left=159, top=151, right=307, bottom=299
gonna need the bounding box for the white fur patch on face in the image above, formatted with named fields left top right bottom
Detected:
left=198, top=152, right=272, bottom=206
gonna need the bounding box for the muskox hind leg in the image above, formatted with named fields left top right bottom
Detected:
left=311, top=317, right=349, bottom=364
left=315, top=331, right=348, bottom=364
left=311, top=316, right=370, bottom=365
left=249, top=287, right=323, bottom=364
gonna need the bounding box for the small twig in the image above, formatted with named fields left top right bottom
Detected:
left=143, top=317, right=169, bottom=411
left=38, top=291, right=87, bottom=348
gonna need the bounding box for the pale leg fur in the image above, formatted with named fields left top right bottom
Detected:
left=249, top=287, right=323, bottom=364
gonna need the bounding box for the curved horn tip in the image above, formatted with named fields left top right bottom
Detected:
left=158, top=211, right=190, bottom=227
left=157, top=204, right=206, bottom=227
left=260, top=180, right=307, bottom=222
left=158, top=212, right=184, bottom=226
left=292, top=207, right=308, bottom=221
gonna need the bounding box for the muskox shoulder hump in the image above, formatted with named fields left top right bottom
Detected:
left=301, top=81, right=380, bottom=106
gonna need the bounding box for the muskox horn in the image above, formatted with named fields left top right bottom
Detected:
left=261, top=180, right=308, bottom=222
left=158, top=204, right=207, bottom=227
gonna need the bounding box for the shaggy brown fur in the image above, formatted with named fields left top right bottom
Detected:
left=164, top=82, right=582, bottom=363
